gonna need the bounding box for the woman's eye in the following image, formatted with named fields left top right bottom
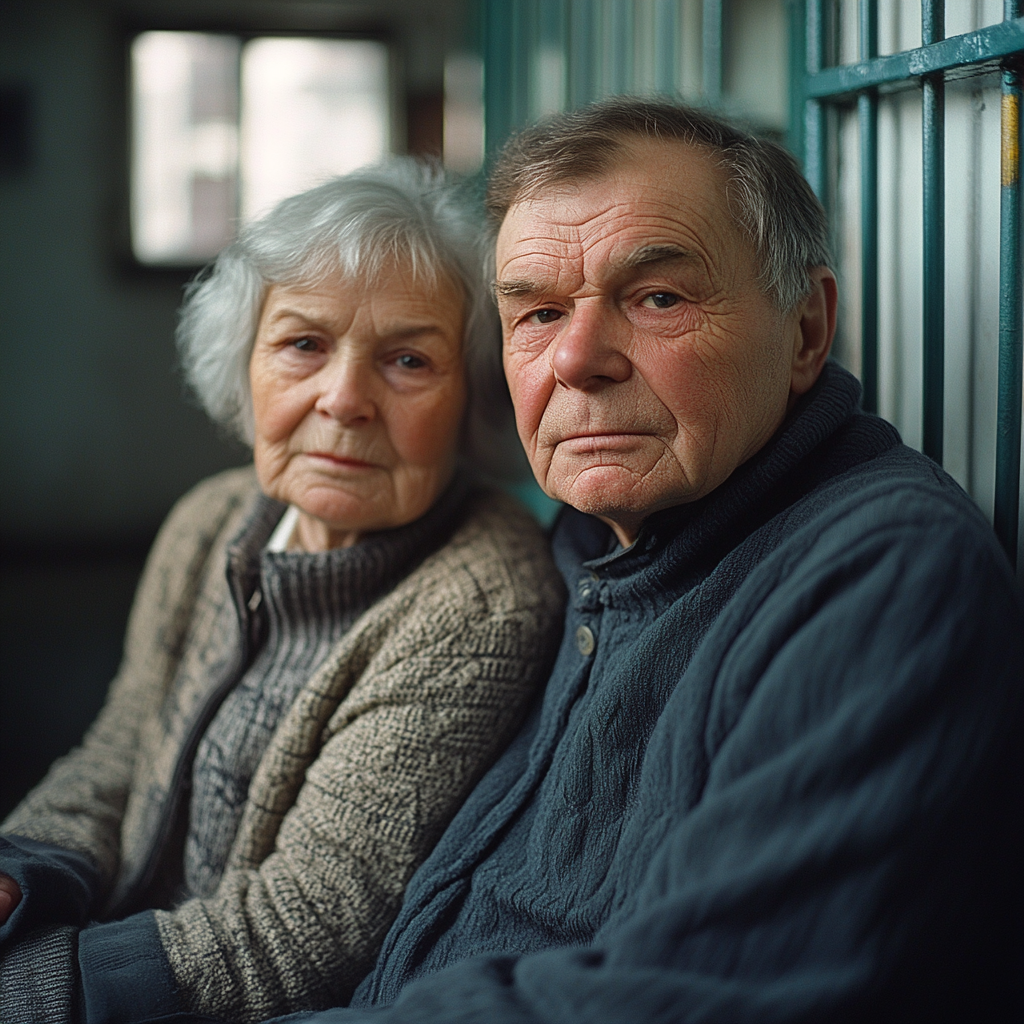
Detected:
left=529, top=309, right=563, bottom=325
left=642, top=292, right=680, bottom=309
left=293, top=337, right=319, bottom=352
left=395, top=353, right=426, bottom=370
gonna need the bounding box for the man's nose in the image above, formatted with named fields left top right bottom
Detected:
left=314, top=354, right=377, bottom=426
left=549, top=301, right=632, bottom=389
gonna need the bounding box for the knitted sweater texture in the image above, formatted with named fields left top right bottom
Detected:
left=0, top=469, right=564, bottom=1022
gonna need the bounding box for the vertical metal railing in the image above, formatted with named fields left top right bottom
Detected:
left=702, top=0, right=723, bottom=107
left=921, top=0, right=945, bottom=465
left=804, top=0, right=827, bottom=203
left=654, top=0, right=679, bottom=95
left=798, top=2, right=1023, bottom=569
left=568, top=0, right=597, bottom=108
left=483, top=1, right=514, bottom=158
left=995, top=0, right=1023, bottom=566
left=858, top=0, right=879, bottom=414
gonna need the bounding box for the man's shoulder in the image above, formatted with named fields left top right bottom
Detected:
left=776, top=440, right=995, bottom=563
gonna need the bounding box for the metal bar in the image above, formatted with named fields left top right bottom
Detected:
left=483, top=0, right=514, bottom=159
left=702, top=0, right=723, bottom=106
left=804, top=0, right=827, bottom=203
left=995, top=0, right=1023, bottom=566
left=569, top=0, right=597, bottom=108
left=607, top=0, right=632, bottom=95
left=510, top=0, right=530, bottom=129
left=806, top=18, right=1024, bottom=99
left=787, top=0, right=807, bottom=160
left=654, top=0, right=678, bottom=95
left=921, top=0, right=945, bottom=463
left=859, top=0, right=879, bottom=413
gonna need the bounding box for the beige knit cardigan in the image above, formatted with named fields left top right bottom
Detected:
left=2, top=467, right=564, bottom=1021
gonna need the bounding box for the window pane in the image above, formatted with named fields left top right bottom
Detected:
left=240, top=38, right=390, bottom=222
left=131, top=31, right=240, bottom=264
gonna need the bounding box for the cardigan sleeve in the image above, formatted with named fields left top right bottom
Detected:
left=0, top=469, right=255, bottom=930
left=247, top=503, right=1024, bottom=1024
left=80, top=495, right=564, bottom=1024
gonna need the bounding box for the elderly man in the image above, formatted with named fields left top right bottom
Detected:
left=169, top=99, right=1022, bottom=1023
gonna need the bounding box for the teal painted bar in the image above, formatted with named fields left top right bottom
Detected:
left=921, top=0, right=945, bottom=464
left=702, top=0, right=723, bottom=105
left=787, top=0, right=807, bottom=159
left=483, top=0, right=515, bottom=159
left=607, top=0, right=632, bottom=95
left=859, top=0, right=879, bottom=413
left=511, top=0, right=532, bottom=130
left=994, top=0, right=1023, bottom=566
left=569, top=0, right=597, bottom=108
left=654, top=0, right=678, bottom=95
left=803, top=0, right=828, bottom=203
left=806, top=18, right=1024, bottom=99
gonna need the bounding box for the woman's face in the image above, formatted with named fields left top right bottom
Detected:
left=249, top=265, right=466, bottom=551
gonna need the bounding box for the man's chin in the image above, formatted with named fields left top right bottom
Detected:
left=543, top=462, right=700, bottom=532
left=547, top=472, right=653, bottom=522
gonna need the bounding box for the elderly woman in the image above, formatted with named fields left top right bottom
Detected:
left=0, top=162, right=563, bottom=1023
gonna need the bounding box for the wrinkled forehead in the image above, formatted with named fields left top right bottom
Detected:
left=495, top=140, right=753, bottom=287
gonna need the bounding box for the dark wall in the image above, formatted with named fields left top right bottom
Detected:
left=0, top=0, right=471, bottom=817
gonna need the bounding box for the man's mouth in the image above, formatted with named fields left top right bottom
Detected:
left=557, top=432, right=651, bottom=452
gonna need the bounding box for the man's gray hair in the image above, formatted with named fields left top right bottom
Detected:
left=485, top=97, right=832, bottom=312
left=177, top=160, right=518, bottom=477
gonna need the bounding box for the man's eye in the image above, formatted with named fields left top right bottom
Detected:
left=529, top=309, right=563, bottom=325
left=642, top=292, right=680, bottom=309
left=293, top=337, right=319, bottom=352
left=395, top=353, right=426, bottom=370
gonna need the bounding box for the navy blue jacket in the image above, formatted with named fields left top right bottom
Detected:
left=292, top=363, right=1022, bottom=1023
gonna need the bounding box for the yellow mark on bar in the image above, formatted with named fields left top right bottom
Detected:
left=1003, top=93, right=1020, bottom=188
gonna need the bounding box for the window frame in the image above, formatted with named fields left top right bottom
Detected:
left=116, top=15, right=400, bottom=276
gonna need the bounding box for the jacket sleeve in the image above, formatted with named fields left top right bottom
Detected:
left=259, top=506, right=1024, bottom=1024
left=0, top=836, right=98, bottom=947
left=0, top=469, right=254, bottom=930
left=82, top=497, right=565, bottom=1024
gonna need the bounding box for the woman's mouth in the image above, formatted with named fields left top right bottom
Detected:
left=305, top=451, right=377, bottom=470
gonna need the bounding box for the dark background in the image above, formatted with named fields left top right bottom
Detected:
left=0, top=0, right=472, bottom=818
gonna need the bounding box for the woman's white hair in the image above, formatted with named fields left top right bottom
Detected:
left=177, top=159, right=520, bottom=478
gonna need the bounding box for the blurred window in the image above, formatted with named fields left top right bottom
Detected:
left=130, top=31, right=390, bottom=266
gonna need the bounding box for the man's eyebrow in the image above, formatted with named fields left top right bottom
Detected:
left=616, top=244, right=702, bottom=270
left=493, top=279, right=541, bottom=299
left=492, top=245, right=700, bottom=299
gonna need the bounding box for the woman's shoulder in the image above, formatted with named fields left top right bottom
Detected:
left=166, top=464, right=260, bottom=526
left=409, top=485, right=565, bottom=619
left=148, top=466, right=258, bottom=555
left=131, top=466, right=259, bottom=616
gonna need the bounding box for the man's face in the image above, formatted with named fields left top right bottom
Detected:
left=496, top=139, right=811, bottom=546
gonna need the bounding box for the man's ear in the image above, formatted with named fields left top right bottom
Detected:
left=789, top=266, right=838, bottom=398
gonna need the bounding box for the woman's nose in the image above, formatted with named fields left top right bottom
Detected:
left=313, top=356, right=377, bottom=425
left=549, top=301, right=632, bottom=390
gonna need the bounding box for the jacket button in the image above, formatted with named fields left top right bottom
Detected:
left=575, top=625, right=595, bottom=656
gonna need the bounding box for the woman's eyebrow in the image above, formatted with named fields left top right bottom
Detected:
left=384, top=324, right=445, bottom=340
left=263, top=307, right=324, bottom=326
